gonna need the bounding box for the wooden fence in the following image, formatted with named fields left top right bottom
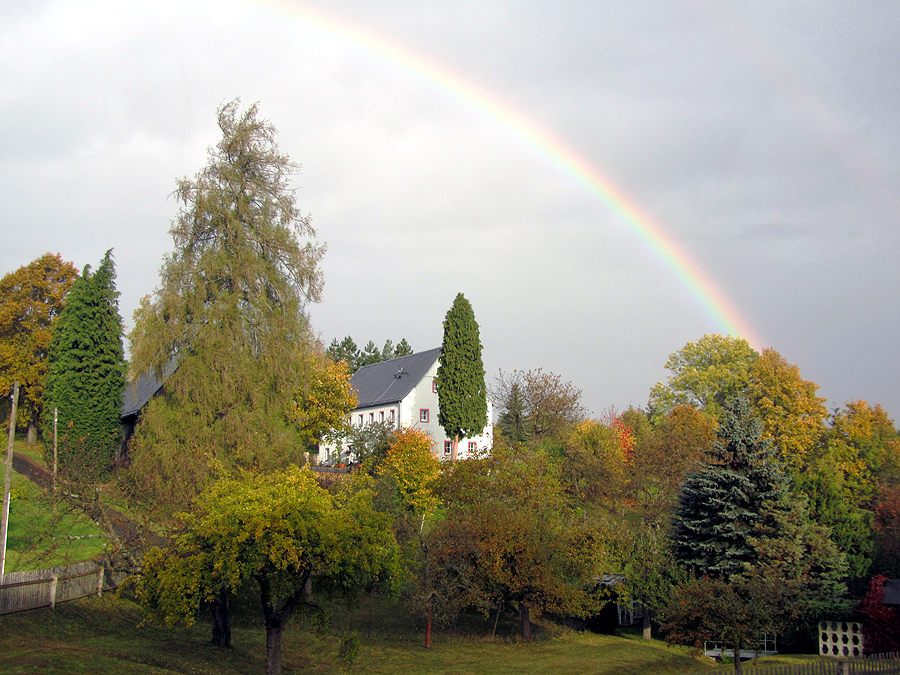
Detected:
left=686, top=653, right=900, bottom=675
left=0, top=560, right=124, bottom=615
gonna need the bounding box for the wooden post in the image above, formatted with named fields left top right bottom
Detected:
left=97, top=567, right=104, bottom=597
left=53, top=407, right=58, bottom=496
left=1, top=381, right=20, bottom=582
left=52, top=408, right=58, bottom=515
left=50, top=574, right=58, bottom=609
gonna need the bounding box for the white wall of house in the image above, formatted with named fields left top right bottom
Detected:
left=319, top=359, right=493, bottom=464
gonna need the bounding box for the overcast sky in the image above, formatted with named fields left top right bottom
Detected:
left=2, top=0, right=898, bottom=420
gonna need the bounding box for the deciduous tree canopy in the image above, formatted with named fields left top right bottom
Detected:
left=0, top=252, right=78, bottom=439
left=138, top=466, right=401, bottom=675
left=648, top=334, right=759, bottom=423
left=286, top=355, right=357, bottom=449
left=491, top=368, right=588, bottom=443
left=747, top=348, right=827, bottom=474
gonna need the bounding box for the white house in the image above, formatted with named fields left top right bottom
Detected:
left=319, top=347, right=493, bottom=464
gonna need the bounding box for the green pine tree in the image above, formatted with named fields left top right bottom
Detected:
left=327, top=336, right=362, bottom=372
left=436, top=293, right=487, bottom=460
left=394, top=338, right=413, bottom=358
left=670, top=395, right=788, bottom=578
left=44, top=250, right=126, bottom=473
left=497, top=381, right=528, bottom=444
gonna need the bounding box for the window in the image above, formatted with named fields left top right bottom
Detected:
left=432, top=380, right=438, bottom=393
left=369, top=412, right=374, bottom=423
left=358, top=414, right=363, bottom=426
left=468, top=442, right=477, bottom=453
left=420, top=409, right=429, bottom=423
left=389, top=409, right=395, bottom=422
left=379, top=411, right=384, bottom=422
left=444, top=441, right=452, bottom=455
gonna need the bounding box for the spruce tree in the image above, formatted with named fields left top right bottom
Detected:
left=670, top=395, right=788, bottom=578
left=436, top=293, right=487, bottom=460
left=44, top=250, right=126, bottom=472
left=394, top=338, right=413, bottom=357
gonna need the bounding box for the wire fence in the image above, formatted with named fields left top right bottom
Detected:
left=685, top=652, right=900, bottom=675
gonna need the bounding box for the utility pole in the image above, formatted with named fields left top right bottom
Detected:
left=1, top=381, right=20, bottom=581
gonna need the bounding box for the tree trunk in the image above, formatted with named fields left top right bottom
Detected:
left=732, top=644, right=742, bottom=675
left=266, top=621, right=284, bottom=675
left=26, top=425, right=36, bottom=445
left=211, top=584, right=231, bottom=647
left=258, top=571, right=304, bottom=675
left=642, top=607, right=651, bottom=640
left=518, top=600, right=532, bottom=640
left=491, top=599, right=503, bottom=640
left=425, top=603, right=432, bottom=648
left=451, top=434, right=458, bottom=461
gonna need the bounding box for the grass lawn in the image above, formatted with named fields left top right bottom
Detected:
left=0, top=593, right=713, bottom=675
left=0, top=590, right=834, bottom=675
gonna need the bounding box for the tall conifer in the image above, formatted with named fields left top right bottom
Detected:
left=436, top=293, right=487, bottom=460
left=670, top=395, right=787, bottom=577
left=44, top=250, right=126, bottom=472
left=126, top=100, right=324, bottom=512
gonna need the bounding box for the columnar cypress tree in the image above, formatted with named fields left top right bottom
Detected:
left=44, top=250, right=126, bottom=472
left=436, top=293, right=487, bottom=460
left=670, top=395, right=788, bottom=578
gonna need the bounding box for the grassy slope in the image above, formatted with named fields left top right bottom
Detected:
left=2, top=437, right=108, bottom=571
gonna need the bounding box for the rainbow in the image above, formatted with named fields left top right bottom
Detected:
left=250, top=0, right=763, bottom=347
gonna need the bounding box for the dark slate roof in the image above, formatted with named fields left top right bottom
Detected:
left=351, top=347, right=440, bottom=409
left=120, top=358, right=177, bottom=419
left=884, top=579, right=900, bottom=606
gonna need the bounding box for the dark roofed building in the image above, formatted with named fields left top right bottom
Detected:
left=119, top=358, right=176, bottom=457
left=319, top=348, right=492, bottom=464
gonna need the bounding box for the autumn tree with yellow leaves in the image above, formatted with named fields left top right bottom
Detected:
left=0, top=253, right=78, bottom=442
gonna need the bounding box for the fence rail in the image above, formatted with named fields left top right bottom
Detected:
left=0, top=560, right=123, bottom=615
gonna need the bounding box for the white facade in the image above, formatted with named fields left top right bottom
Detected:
left=319, top=356, right=493, bottom=464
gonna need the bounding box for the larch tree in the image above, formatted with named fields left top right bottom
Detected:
left=436, top=293, right=487, bottom=460
left=0, top=253, right=78, bottom=443
left=126, top=100, right=325, bottom=515
left=43, top=250, right=126, bottom=473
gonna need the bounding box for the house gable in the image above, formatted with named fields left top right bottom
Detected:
left=320, top=347, right=492, bottom=464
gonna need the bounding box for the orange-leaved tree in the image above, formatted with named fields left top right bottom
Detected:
left=0, top=253, right=78, bottom=442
